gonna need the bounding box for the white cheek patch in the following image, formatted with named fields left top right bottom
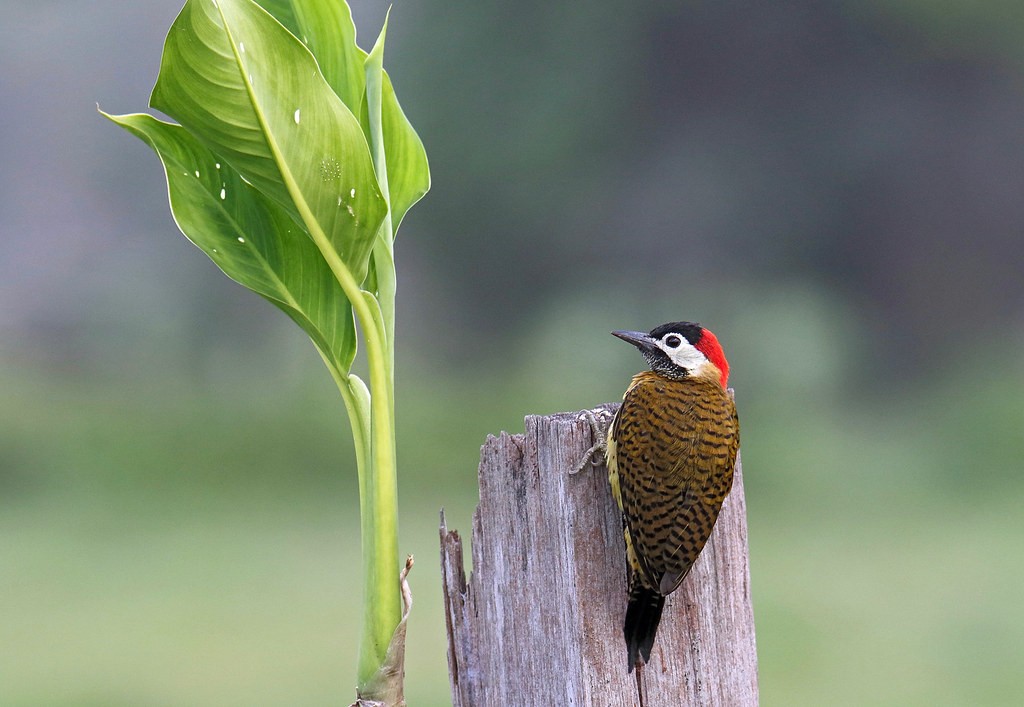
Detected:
left=658, top=339, right=710, bottom=376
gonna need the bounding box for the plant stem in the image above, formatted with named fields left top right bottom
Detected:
left=321, top=354, right=372, bottom=570
left=353, top=15, right=403, bottom=690
left=303, top=222, right=400, bottom=687
left=358, top=297, right=400, bottom=685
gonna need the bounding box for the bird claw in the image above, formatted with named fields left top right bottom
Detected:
left=570, top=408, right=613, bottom=475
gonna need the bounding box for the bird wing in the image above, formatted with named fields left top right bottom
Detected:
left=657, top=396, right=739, bottom=594
left=613, top=374, right=739, bottom=595
left=608, top=404, right=663, bottom=589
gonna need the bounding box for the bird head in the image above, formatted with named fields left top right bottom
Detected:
left=612, top=322, right=730, bottom=388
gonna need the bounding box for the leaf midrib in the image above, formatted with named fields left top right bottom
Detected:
left=215, top=2, right=353, bottom=298
left=146, top=113, right=306, bottom=317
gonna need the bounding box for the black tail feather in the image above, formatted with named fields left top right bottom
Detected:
left=624, top=584, right=665, bottom=671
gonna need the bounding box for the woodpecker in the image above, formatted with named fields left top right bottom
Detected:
left=586, top=322, right=740, bottom=671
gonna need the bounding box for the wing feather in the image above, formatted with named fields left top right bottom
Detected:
left=612, top=372, right=739, bottom=595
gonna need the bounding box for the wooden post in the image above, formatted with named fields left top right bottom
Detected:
left=439, top=405, right=758, bottom=706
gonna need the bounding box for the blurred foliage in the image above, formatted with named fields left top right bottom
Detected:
left=2, top=286, right=1023, bottom=703
left=4, top=0, right=1024, bottom=703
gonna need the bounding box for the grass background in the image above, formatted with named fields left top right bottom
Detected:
left=4, top=0, right=1024, bottom=703
left=3, top=313, right=1022, bottom=704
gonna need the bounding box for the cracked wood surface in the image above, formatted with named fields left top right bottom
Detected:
left=440, top=404, right=758, bottom=706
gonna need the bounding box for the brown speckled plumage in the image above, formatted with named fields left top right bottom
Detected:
left=608, top=362, right=739, bottom=668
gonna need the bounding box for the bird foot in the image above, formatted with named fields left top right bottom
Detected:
left=570, top=408, right=613, bottom=475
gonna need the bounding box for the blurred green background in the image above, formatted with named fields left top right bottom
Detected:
left=3, top=0, right=1024, bottom=704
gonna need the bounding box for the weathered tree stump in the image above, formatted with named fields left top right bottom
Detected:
left=439, top=405, right=757, bottom=706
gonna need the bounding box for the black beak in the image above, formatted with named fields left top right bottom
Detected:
left=611, top=330, right=658, bottom=354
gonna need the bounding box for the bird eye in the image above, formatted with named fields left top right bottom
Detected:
left=664, top=335, right=681, bottom=348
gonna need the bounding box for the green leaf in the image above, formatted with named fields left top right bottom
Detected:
left=256, top=0, right=429, bottom=236
left=361, top=18, right=431, bottom=235
left=104, top=112, right=357, bottom=372
left=150, top=0, right=387, bottom=282
left=379, top=70, right=430, bottom=233
left=254, top=0, right=367, bottom=116
left=106, top=1, right=429, bottom=697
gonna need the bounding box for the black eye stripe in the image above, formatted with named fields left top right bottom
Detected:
left=649, top=321, right=703, bottom=347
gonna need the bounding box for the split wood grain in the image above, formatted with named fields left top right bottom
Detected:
left=440, top=404, right=758, bottom=706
